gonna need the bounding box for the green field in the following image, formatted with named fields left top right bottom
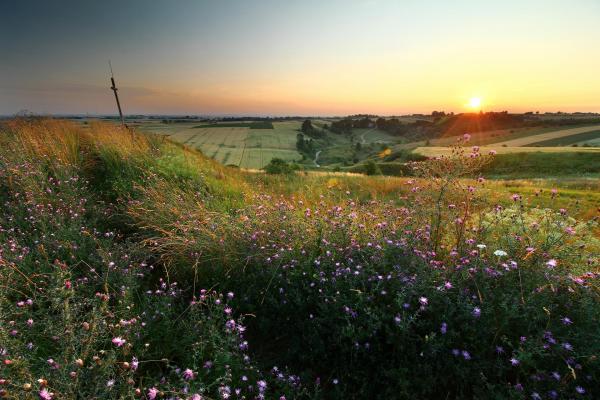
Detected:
left=193, top=121, right=274, bottom=129
left=134, top=120, right=301, bottom=169
left=528, top=129, right=600, bottom=146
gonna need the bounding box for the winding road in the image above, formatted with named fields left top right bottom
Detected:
left=314, top=150, right=322, bottom=167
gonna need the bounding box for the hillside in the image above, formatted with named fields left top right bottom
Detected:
left=0, top=119, right=599, bottom=399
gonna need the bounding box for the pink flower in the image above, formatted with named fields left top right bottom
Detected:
left=183, top=368, right=195, bottom=380
left=546, top=259, right=558, bottom=268
left=463, top=133, right=471, bottom=141
left=511, top=194, right=521, bottom=201
left=39, top=389, right=53, bottom=400
left=488, top=149, right=497, bottom=155
left=112, top=337, right=126, bottom=347
left=147, top=387, right=159, bottom=400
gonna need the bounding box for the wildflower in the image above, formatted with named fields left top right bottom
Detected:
left=511, top=194, right=521, bottom=201
left=183, top=368, right=195, bottom=380
left=562, top=342, right=573, bottom=351
left=418, top=296, right=428, bottom=306
left=472, top=307, right=481, bottom=318
left=575, top=386, right=585, bottom=394
left=131, top=357, right=139, bottom=371
left=147, top=387, right=159, bottom=400
left=488, top=149, right=497, bottom=155
left=39, top=389, right=53, bottom=400
left=440, top=322, right=447, bottom=334
left=510, top=357, right=520, bottom=366
left=546, top=259, right=558, bottom=268
left=444, top=281, right=453, bottom=290
left=493, top=250, right=508, bottom=257
left=112, top=337, right=126, bottom=347
left=257, top=380, right=267, bottom=392
left=561, top=316, right=573, bottom=325
left=476, top=244, right=487, bottom=249
left=463, top=133, right=471, bottom=141
left=461, top=350, right=471, bottom=360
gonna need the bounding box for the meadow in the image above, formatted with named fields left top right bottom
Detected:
left=0, top=119, right=598, bottom=399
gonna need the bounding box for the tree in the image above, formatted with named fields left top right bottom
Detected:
left=301, top=119, right=313, bottom=133
left=364, top=160, right=381, bottom=176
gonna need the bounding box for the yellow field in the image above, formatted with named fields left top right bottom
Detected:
left=491, top=124, right=600, bottom=146
left=414, top=146, right=600, bottom=157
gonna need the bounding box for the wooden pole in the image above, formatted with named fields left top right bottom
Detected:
left=109, top=61, right=125, bottom=127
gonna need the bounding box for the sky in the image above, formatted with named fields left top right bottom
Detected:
left=1, top=0, right=600, bottom=116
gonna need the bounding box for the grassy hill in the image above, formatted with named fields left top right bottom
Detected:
left=1, top=119, right=599, bottom=399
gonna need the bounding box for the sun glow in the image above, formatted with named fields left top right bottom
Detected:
left=468, top=97, right=482, bottom=109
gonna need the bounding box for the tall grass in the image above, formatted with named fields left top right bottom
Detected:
left=0, top=119, right=598, bottom=399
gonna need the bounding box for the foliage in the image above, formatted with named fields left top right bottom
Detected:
left=263, top=157, right=298, bottom=175
left=1, top=119, right=598, bottom=399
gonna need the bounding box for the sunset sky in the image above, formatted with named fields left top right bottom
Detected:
left=1, top=0, right=599, bottom=116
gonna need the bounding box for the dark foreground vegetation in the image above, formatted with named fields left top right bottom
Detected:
left=0, top=120, right=598, bottom=399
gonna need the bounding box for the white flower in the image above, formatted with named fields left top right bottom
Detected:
left=476, top=244, right=487, bottom=249
left=494, top=250, right=508, bottom=257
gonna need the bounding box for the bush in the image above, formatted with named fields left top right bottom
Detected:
left=263, top=157, right=297, bottom=174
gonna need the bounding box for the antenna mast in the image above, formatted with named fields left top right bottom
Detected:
left=109, top=61, right=125, bottom=127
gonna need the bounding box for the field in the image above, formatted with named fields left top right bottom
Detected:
left=491, top=124, right=600, bottom=146
left=410, top=124, right=600, bottom=160
left=133, top=120, right=302, bottom=169
left=1, top=119, right=599, bottom=399
left=414, top=145, right=600, bottom=157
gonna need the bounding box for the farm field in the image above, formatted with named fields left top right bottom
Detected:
left=491, top=124, right=600, bottom=146
left=527, top=129, right=600, bottom=146
left=135, top=120, right=302, bottom=169
left=413, top=145, right=600, bottom=157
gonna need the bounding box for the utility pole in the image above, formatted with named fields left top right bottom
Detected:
left=109, top=61, right=126, bottom=127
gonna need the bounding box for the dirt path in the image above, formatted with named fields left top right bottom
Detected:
left=314, top=150, right=322, bottom=167
left=360, top=129, right=375, bottom=144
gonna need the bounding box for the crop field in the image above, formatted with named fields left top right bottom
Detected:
left=491, top=124, right=600, bottom=146
left=413, top=145, right=600, bottom=157
left=128, top=120, right=303, bottom=169
left=527, top=129, right=600, bottom=146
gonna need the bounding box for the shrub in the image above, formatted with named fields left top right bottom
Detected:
left=263, top=157, right=297, bottom=174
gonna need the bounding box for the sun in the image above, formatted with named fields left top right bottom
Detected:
left=468, top=97, right=482, bottom=109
